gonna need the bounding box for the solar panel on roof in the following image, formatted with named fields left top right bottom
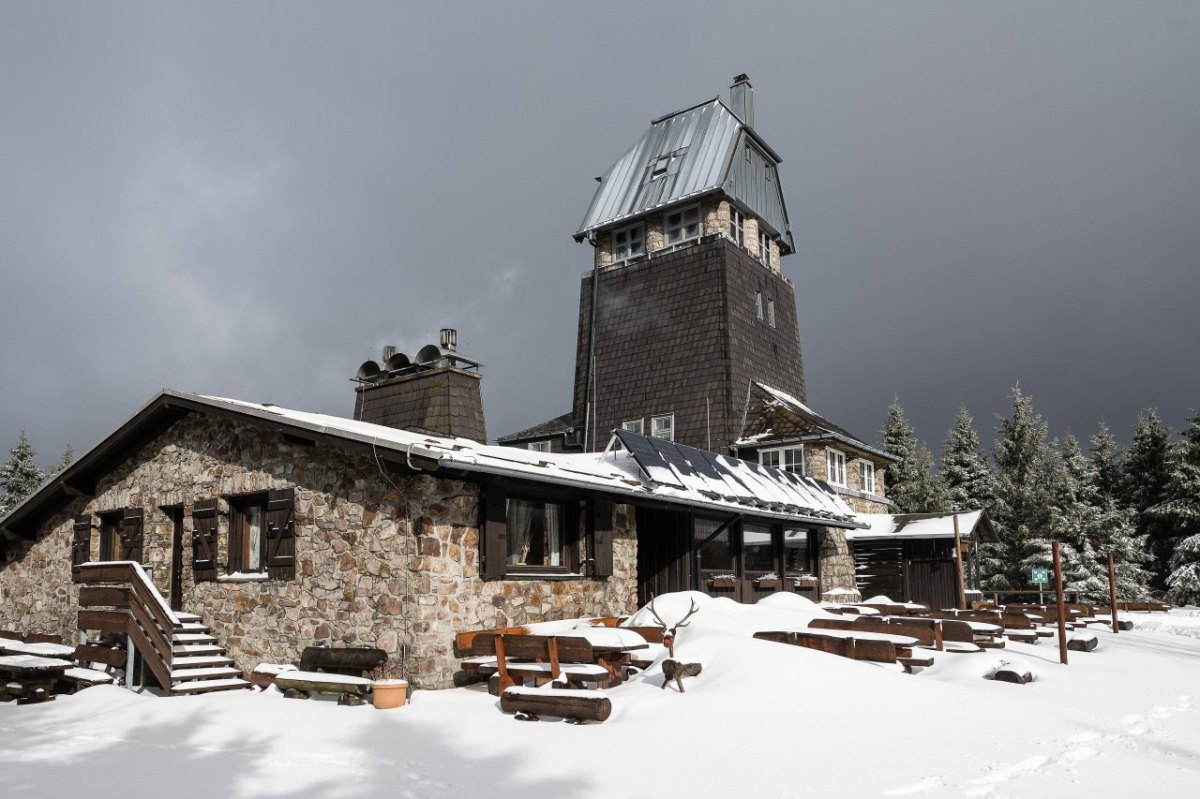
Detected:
left=647, top=436, right=697, bottom=478
left=614, top=429, right=685, bottom=488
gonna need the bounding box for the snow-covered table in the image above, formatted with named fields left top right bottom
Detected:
left=0, top=654, right=71, bottom=703
left=0, top=640, right=77, bottom=658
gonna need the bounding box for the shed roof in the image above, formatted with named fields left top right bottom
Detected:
left=847, top=510, right=997, bottom=542
left=1, top=390, right=860, bottom=543
left=574, top=97, right=794, bottom=251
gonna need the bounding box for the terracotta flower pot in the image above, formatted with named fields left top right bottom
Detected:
left=372, top=679, right=409, bottom=709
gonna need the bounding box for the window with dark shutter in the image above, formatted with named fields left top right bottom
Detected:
left=590, top=499, right=614, bottom=579
left=120, top=507, right=144, bottom=563
left=192, top=499, right=218, bottom=582
left=265, top=488, right=296, bottom=580
left=481, top=489, right=507, bottom=580
left=71, top=515, right=92, bottom=572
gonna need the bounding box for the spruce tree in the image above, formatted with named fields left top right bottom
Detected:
left=1089, top=422, right=1122, bottom=500
left=1089, top=424, right=1153, bottom=598
left=1121, top=409, right=1174, bottom=587
left=981, top=386, right=1054, bottom=590
left=0, top=431, right=46, bottom=517
left=881, top=400, right=945, bottom=513
left=940, top=406, right=994, bottom=512
left=51, top=444, right=74, bottom=476
left=1147, top=412, right=1200, bottom=604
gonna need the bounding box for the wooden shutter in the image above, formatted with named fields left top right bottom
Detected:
left=119, top=507, right=144, bottom=563
left=481, top=489, right=507, bottom=580
left=265, top=488, right=296, bottom=580
left=590, top=498, right=614, bottom=579
left=71, top=515, right=92, bottom=572
left=191, top=499, right=218, bottom=582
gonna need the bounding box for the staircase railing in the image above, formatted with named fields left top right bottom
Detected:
left=76, top=561, right=181, bottom=690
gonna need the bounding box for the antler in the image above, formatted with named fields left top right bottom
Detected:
left=674, top=598, right=700, bottom=629
left=647, top=597, right=669, bottom=630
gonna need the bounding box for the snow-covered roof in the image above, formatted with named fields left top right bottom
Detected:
left=736, top=382, right=896, bottom=462
left=847, top=510, right=995, bottom=541
left=1, top=390, right=861, bottom=538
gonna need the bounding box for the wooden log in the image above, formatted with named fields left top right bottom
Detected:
left=275, top=673, right=371, bottom=696
left=991, top=667, right=1033, bottom=684
left=1067, top=635, right=1099, bottom=652
left=500, top=689, right=612, bottom=722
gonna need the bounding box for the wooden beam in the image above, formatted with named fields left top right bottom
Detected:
left=1052, top=540, right=1068, bottom=666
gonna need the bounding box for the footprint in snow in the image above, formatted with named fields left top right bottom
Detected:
left=881, top=776, right=944, bottom=795
left=1066, top=731, right=1101, bottom=745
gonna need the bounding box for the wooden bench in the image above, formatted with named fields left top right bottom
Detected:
left=276, top=646, right=387, bottom=705
left=64, top=643, right=124, bottom=691
left=755, top=629, right=912, bottom=667
left=466, top=634, right=613, bottom=696
left=1116, top=601, right=1172, bottom=613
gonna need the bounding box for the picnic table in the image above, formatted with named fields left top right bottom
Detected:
left=0, top=640, right=78, bottom=659
left=572, top=628, right=648, bottom=683
left=0, top=654, right=70, bottom=703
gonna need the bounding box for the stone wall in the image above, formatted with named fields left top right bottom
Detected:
left=0, top=414, right=638, bottom=689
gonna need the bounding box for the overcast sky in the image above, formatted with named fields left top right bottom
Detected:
left=2, top=2, right=1198, bottom=471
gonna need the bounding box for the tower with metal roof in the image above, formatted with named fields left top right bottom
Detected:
left=572, top=75, right=808, bottom=454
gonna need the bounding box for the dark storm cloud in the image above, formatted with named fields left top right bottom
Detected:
left=2, top=2, right=1198, bottom=471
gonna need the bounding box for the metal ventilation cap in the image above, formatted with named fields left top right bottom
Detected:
left=440, top=328, right=458, bottom=352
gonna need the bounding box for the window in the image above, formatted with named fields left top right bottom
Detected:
left=783, top=527, right=812, bottom=576
left=613, top=223, right=644, bottom=261
left=650, top=154, right=672, bottom=178
left=621, top=418, right=644, bottom=434
left=664, top=206, right=700, bottom=244
left=826, top=449, right=847, bottom=487
left=767, top=299, right=776, bottom=328
left=482, top=490, right=612, bottom=579
left=730, top=208, right=745, bottom=247
left=744, top=143, right=752, bottom=163
left=227, top=488, right=295, bottom=579
left=651, top=413, right=674, bottom=442
left=229, top=495, right=266, bottom=573
left=759, top=231, right=771, bottom=266
left=860, top=460, right=876, bottom=494
left=760, top=445, right=804, bottom=475
left=98, top=512, right=121, bottom=562
left=755, top=291, right=763, bottom=320
left=528, top=441, right=551, bottom=453
left=505, top=497, right=568, bottom=568
left=71, top=516, right=92, bottom=571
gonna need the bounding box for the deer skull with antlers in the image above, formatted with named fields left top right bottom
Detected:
left=647, top=597, right=699, bottom=658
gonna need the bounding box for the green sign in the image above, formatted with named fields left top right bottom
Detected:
left=1031, top=567, right=1050, bottom=584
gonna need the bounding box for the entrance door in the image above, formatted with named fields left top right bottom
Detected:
left=169, top=508, right=184, bottom=611
left=740, top=523, right=778, bottom=603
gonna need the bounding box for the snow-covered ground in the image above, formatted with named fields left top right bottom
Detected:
left=2, top=594, right=1198, bottom=798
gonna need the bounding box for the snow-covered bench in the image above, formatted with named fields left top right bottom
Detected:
left=276, top=647, right=386, bottom=705
left=465, top=634, right=614, bottom=695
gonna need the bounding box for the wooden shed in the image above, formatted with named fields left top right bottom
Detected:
left=848, top=510, right=997, bottom=610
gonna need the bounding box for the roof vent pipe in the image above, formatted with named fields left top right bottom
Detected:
left=440, top=328, right=458, bottom=352
left=382, top=344, right=397, bottom=361
left=730, top=73, right=754, bottom=128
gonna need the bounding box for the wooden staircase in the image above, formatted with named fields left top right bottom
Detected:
left=75, top=562, right=251, bottom=695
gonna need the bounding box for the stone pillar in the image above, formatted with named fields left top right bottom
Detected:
left=818, top=527, right=860, bottom=603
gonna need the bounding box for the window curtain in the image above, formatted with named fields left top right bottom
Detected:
left=508, top=499, right=534, bottom=564
left=544, top=503, right=561, bottom=566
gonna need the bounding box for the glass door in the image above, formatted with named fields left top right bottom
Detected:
left=742, top=523, right=779, bottom=602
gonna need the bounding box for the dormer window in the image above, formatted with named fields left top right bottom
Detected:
left=664, top=206, right=700, bottom=245
left=613, top=223, right=645, bottom=261
left=651, top=155, right=672, bottom=178
left=730, top=208, right=745, bottom=247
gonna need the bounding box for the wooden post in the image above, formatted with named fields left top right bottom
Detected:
left=952, top=514, right=967, bottom=609
left=1052, top=541, right=1069, bottom=666
left=1108, top=551, right=1120, bottom=634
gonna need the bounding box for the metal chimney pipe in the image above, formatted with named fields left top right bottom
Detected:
left=382, top=344, right=397, bottom=361
left=440, top=328, right=458, bottom=352
left=730, top=73, right=754, bottom=127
